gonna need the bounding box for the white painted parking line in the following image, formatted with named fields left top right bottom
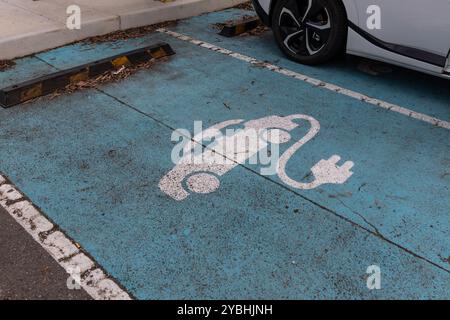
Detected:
left=158, top=28, right=450, bottom=131
left=0, top=174, right=132, bottom=300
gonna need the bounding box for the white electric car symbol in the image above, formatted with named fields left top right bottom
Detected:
left=159, top=114, right=354, bottom=201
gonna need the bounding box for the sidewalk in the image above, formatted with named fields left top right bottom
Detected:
left=0, top=0, right=246, bottom=60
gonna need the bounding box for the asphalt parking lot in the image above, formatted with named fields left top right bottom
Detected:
left=0, top=8, right=449, bottom=299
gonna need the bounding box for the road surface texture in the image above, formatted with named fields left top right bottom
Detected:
left=0, top=206, right=90, bottom=299
left=0, top=8, right=448, bottom=299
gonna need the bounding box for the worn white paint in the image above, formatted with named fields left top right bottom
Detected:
left=0, top=184, right=23, bottom=204
left=158, top=28, right=450, bottom=131
left=276, top=116, right=354, bottom=190
left=43, top=231, right=80, bottom=261
left=159, top=114, right=354, bottom=201
left=8, top=201, right=54, bottom=239
left=60, top=253, right=95, bottom=274
left=0, top=174, right=132, bottom=300
left=81, top=268, right=131, bottom=300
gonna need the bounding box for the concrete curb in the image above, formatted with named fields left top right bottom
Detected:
left=119, top=0, right=248, bottom=30
left=0, top=0, right=247, bottom=60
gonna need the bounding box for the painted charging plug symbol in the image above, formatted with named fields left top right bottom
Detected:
left=285, top=155, right=355, bottom=189
left=159, top=114, right=354, bottom=201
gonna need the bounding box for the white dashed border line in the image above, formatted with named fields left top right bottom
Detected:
left=157, top=28, right=450, bottom=131
left=0, top=174, right=132, bottom=300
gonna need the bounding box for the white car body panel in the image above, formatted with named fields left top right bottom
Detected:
left=347, top=28, right=445, bottom=77
left=252, top=0, right=450, bottom=78
left=353, top=0, right=450, bottom=57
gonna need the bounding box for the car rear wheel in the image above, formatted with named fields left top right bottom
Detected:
left=272, top=0, right=347, bottom=65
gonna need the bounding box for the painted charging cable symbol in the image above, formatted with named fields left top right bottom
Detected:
left=159, top=114, right=354, bottom=201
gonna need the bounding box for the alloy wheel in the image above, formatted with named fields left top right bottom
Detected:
left=278, top=0, right=331, bottom=56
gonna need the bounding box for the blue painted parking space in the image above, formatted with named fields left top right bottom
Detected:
left=0, top=8, right=448, bottom=299
left=172, top=8, right=450, bottom=122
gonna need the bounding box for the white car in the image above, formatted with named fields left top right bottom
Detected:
left=252, top=0, right=450, bottom=78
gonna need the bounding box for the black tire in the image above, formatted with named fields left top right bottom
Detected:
left=272, top=0, right=347, bottom=65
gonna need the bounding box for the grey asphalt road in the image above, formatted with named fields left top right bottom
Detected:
left=0, top=206, right=91, bottom=300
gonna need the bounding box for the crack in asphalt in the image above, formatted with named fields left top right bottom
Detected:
left=96, top=87, right=450, bottom=275
left=32, top=51, right=449, bottom=277
left=334, top=197, right=383, bottom=237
